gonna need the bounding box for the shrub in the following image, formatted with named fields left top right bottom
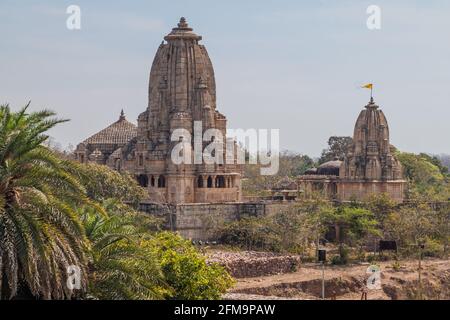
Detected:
left=331, top=255, right=344, bottom=265
left=331, top=245, right=350, bottom=265
left=143, top=232, right=234, bottom=300
left=216, top=200, right=332, bottom=254
left=366, top=254, right=378, bottom=264
left=422, top=237, right=444, bottom=258
left=77, top=162, right=147, bottom=206
left=391, top=261, right=401, bottom=271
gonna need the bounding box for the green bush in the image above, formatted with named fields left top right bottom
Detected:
left=422, top=237, right=444, bottom=258
left=366, top=254, right=378, bottom=264
left=391, top=261, right=401, bottom=271
left=396, top=152, right=450, bottom=201
left=143, top=232, right=234, bottom=300
left=331, top=245, right=350, bottom=265
left=331, top=255, right=344, bottom=265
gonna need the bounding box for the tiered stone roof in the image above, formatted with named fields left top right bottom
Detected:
left=317, top=159, right=342, bottom=176
left=83, top=110, right=137, bottom=145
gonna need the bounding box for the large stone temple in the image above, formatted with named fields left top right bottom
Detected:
left=298, top=97, right=406, bottom=202
left=75, top=18, right=243, bottom=204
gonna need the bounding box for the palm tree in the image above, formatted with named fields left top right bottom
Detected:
left=0, top=103, right=92, bottom=299
left=80, top=199, right=167, bottom=299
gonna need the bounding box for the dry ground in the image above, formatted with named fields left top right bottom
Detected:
left=220, top=255, right=450, bottom=300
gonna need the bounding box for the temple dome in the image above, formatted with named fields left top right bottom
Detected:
left=82, top=110, right=137, bottom=145
left=317, top=160, right=342, bottom=176
left=304, top=167, right=318, bottom=175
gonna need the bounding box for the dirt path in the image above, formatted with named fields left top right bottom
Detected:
left=227, top=258, right=450, bottom=300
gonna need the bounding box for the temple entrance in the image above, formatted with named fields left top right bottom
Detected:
left=137, top=174, right=148, bottom=187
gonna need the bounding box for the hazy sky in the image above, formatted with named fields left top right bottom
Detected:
left=1, top=0, right=449, bottom=157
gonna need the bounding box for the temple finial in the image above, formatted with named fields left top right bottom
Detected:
left=178, top=17, right=188, bottom=28
left=119, top=109, right=125, bottom=120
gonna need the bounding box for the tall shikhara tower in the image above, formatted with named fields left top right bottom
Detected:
left=75, top=18, right=242, bottom=204
left=123, top=17, right=242, bottom=204
left=338, top=97, right=406, bottom=201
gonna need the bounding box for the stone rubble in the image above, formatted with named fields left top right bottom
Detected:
left=207, top=250, right=301, bottom=278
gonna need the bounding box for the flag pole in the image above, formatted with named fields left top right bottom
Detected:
left=362, top=83, right=374, bottom=102
left=370, top=85, right=373, bottom=102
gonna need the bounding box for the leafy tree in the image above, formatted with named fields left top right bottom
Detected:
left=242, top=150, right=314, bottom=196
left=217, top=216, right=281, bottom=251
left=384, top=199, right=447, bottom=257
left=0, top=104, right=95, bottom=299
left=75, top=162, right=165, bottom=299
left=81, top=200, right=167, bottom=299
left=331, top=207, right=381, bottom=243
left=217, top=194, right=333, bottom=255
left=436, top=154, right=450, bottom=172
left=366, top=193, right=397, bottom=225
left=242, top=165, right=274, bottom=197
left=77, top=163, right=147, bottom=207
left=143, top=232, right=234, bottom=300
left=319, top=136, right=353, bottom=164
left=327, top=206, right=381, bottom=263
left=398, top=152, right=445, bottom=184
left=277, top=151, right=315, bottom=176
left=271, top=209, right=309, bottom=253
left=434, top=205, right=450, bottom=256
left=299, top=193, right=335, bottom=252
left=396, top=152, right=450, bottom=201
left=419, top=153, right=449, bottom=175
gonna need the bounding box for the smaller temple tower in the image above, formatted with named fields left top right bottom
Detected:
left=339, top=97, right=406, bottom=202
left=298, top=97, right=406, bottom=203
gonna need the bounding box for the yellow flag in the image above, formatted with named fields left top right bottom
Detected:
left=362, top=83, right=373, bottom=89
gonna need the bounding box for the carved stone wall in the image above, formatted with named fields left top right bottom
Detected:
left=338, top=180, right=405, bottom=203
left=139, top=201, right=294, bottom=240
